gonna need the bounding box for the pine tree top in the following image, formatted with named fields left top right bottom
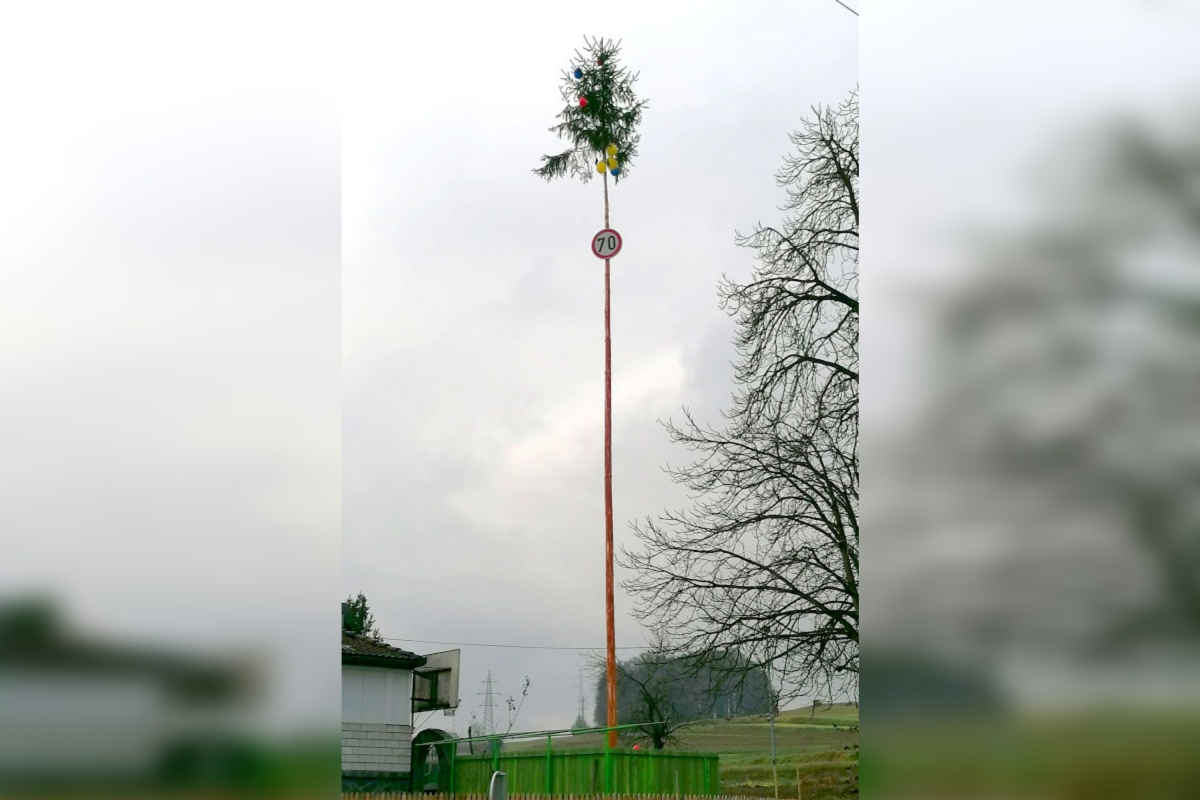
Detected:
left=534, top=36, right=648, bottom=185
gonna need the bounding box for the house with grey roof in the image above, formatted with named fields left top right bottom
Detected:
left=341, top=612, right=459, bottom=793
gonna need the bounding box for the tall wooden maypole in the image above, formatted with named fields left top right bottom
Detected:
left=534, top=37, right=647, bottom=749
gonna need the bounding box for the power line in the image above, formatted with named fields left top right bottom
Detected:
left=384, top=636, right=643, bottom=652
left=832, top=0, right=859, bottom=15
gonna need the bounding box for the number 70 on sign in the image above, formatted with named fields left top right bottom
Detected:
left=591, top=228, right=622, bottom=259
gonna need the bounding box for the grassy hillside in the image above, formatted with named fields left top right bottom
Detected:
left=775, top=703, right=861, bottom=726
left=678, top=704, right=858, bottom=799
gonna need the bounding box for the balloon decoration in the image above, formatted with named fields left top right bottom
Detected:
left=579, top=97, right=588, bottom=107
left=597, top=143, right=619, bottom=178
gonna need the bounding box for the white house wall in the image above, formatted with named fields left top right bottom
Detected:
left=341, top=665, right=414, bottom=776
left=341, top=665, right=413, bottom=726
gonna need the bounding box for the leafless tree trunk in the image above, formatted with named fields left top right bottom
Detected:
left=622, top=90, right=859, bottom=703
left=586, top=633, right=682, bottom=749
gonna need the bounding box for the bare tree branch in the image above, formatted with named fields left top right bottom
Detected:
left=622, top=89, right=859, bottom=703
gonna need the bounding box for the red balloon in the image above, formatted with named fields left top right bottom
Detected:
left=579, top=97, right=587, bottom=107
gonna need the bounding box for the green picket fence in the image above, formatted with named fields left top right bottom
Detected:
left=450, top=750, right=720, bottom=796
left=411, top=722, right=720, bottom=797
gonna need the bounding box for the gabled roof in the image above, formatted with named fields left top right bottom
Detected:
left=341, top=631, right=426, bottom=670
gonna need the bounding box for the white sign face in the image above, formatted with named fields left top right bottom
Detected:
left=591, top=228, right=622, bottom=259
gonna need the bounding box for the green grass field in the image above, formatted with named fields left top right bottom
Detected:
left=678, top=704, right=859, bottom=799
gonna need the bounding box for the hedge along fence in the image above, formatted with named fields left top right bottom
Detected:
left=450, top=750, right=720, bottom=796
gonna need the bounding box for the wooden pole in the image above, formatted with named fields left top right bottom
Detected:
left=796, top=768, right=802, bottom=800
left=770, top=708, right=779, bottom=800
left=602, top=167, right=618, bottom=751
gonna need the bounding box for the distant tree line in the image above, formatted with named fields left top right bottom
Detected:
left=591, top=647, right=775, bottom=748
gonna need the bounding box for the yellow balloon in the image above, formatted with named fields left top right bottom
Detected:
left=606, top=143, right=618, bottom=156
left=607, top=157, right=618, bottom=169
left=597, top=161, right=608, bottom=174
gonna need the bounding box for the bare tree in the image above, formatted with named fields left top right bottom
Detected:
left=586, top=642, right=676, bottom=749
left=503, top=677, right=531, bottom=734
left=622, top=90, right=859, bottom=702
left=586, top=633, right=771, bottom=749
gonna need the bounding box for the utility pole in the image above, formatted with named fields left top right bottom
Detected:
left=769, top=668, right=779, bottom=800
left=770, top=708, right=779, bottom=800
left=577, top=667, right=587, bottom=723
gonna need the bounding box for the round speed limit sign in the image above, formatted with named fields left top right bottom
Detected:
left=591, top=228, right=622, bottom=259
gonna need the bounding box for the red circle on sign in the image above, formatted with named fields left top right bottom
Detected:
left=591, top=228, right=622, bottom=259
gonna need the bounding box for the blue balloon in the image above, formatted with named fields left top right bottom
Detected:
left=573, top=68, right=582, bottom=79
left=610, top=167, right=621, bottom=177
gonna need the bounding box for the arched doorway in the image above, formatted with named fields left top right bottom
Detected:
left=411, top=728, right=455, bottom=793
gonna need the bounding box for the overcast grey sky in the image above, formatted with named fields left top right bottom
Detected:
left=1, top=3, right=341, bottom=735
left=342, top=1, right=857, bottom=731
left=863, top=0, right=1200, bottom=428
left=863, top=0, right=1200, bottom=714
left=6, top=0, right=1197, bottom=753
